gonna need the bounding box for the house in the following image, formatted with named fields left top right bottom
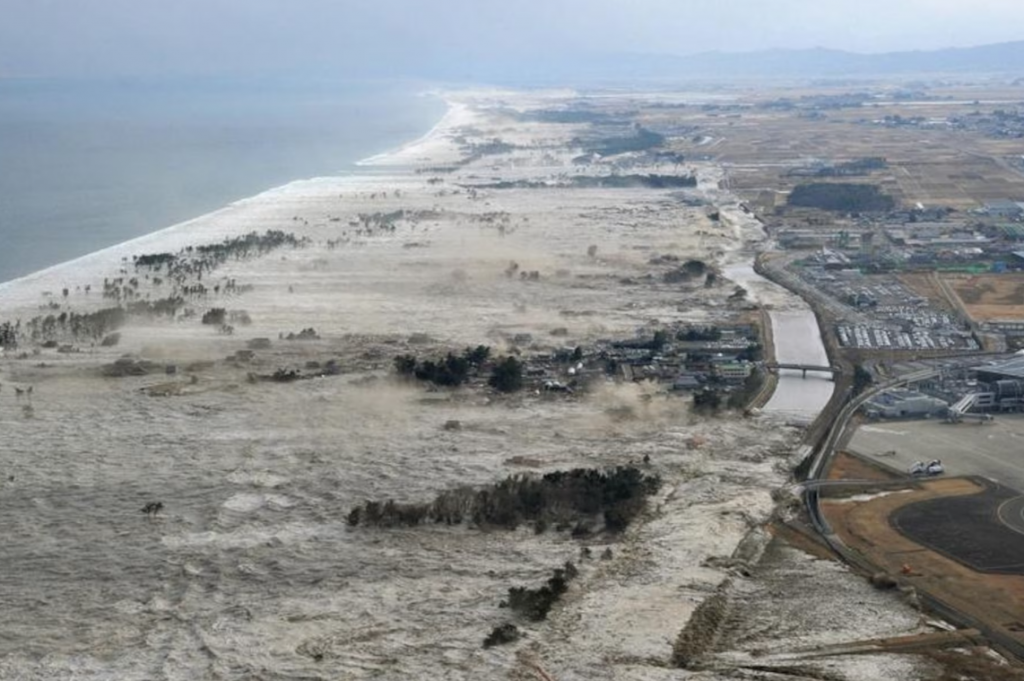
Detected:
left=714, top=361, right=753, bottom=383
left=672, top=374, right=703, bottom=391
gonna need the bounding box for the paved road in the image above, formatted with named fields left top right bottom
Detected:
left=997, top=495, right=1024, bottom=536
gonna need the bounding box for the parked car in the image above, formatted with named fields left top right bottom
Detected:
left=908, top=459, right=944, bottom=476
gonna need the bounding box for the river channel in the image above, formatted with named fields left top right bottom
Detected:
left=724, top=262, right=835, bottom=422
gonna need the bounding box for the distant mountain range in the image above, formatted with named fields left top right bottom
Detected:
left=449, top=40, right=1024, bottom=84
left=671, top=40, right=1024, bottom=78
left=11, top=38, right=1020, bottom=85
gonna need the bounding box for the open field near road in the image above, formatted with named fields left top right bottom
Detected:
left=948, top=273, right=1024, bottom=322
left=643, top=86, right=1024, bottom=211
left=898, top=273, right=958, bottom=314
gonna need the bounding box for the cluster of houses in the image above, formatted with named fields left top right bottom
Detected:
left=775, top=198, right=1024, bottom=274
left=523, top=325, right=761, bottom=394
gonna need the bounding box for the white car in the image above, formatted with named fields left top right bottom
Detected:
left=908, top=460, right=944, bottom=476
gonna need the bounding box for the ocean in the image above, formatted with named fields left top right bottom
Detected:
left=0, top=78, right=446, bottom=284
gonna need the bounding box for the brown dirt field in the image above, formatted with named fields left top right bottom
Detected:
left=822, top=478, right=1024, bottom=649
left=948, top=274, right=1024, bottom=322
left=658, top=87, right=1024, bottom=212
left=899, top=273, right=957, bottom=313
left=827, top=450, right=901, bottom=483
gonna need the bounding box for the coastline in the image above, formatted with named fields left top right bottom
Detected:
left=0, top=86, right=452, bottom=289
left=0, top=85, right=834, bottom=421
left=354, top=98, right=467, bottom=167
left=0, top=98, right=464, bottom=297
left=0, top=88, right=923, bottom=680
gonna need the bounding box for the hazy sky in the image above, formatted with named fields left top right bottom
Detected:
left=2, top=0, right=1024, bottom=79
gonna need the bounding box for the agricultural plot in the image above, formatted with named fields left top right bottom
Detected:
left=651, top=89, right=1024, bottom=213
left=949, top=273, right=1024, bottom=321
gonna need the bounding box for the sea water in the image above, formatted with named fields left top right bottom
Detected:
left=0, top=77, right=445, bottom=284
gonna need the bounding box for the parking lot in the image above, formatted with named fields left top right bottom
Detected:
left=836, top=322, right=979, bottom=351
left=795, top=266, right=979, bottom=351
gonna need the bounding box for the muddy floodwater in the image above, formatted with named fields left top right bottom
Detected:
left=0, top=90, right=927, bottom=681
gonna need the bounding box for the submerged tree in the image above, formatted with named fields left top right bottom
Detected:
left=348, top=466, right=661, bottom=534
left=0, top=320, right=18, bottom=348
left=489, top=356, right=523, bottom=393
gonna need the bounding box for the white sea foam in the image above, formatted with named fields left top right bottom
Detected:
left=355, top=99, right=470, bottom=167
left=222, top=493, right=266, bottom=513
left=0, top=97, right=466, bottom=298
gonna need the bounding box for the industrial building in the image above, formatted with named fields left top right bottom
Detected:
left=778, top=229, right=861, bottom=250
left=974, top=355, right=1024, bottom=383
left=885, top=223, right=989, bottom=248
left=985, top=200, right=1024, bottom=218
left=932, top=357, right=1024, bottom=421
left=863, top=389, right=949, bottom=419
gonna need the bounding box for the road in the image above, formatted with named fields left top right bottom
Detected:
left=997, top=495, right=1024, bottom=536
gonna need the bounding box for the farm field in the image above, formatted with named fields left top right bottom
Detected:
left=643, top=84, right=1024, bottom=213
left=949, top=273, right=1024, bottom=321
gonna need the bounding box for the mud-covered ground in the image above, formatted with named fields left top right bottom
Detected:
left=0, top=90, right=940, bottom=680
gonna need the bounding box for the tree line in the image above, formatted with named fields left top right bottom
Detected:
left=788, top=182, right=895, bottom=213
left=347, top=466, right=661, bottom=534
left=18, top=297, right=186, bottom=344
left=394, top=346, right=523, bottom=392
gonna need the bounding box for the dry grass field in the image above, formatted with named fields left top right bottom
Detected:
left=644, top=84, right=1024, bottom=213
left=899, top=273, right=957, bottom=312
left=949, top=273, right=1024, bottom=321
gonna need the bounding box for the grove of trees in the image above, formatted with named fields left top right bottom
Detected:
left=788, top=182, right=895, bottom=213
left=347, top=466, right=662, bottom=534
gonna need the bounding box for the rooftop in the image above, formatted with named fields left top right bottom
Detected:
left=975, top=355, right=1024, bottom=380
left=985, top=199, right=1024, bottom=213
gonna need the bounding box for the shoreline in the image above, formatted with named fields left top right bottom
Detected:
left=0, top=87, right=833, bottom=421
left=354, top=97, right=463, bottom=166
left=0, top=87, right=928, bottom=680
left=0, top=92, right=456, bottom=290
left=0, top=173, right=401, bottom=295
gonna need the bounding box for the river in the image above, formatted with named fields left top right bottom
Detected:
left=723, top=262, right=835, bottom=422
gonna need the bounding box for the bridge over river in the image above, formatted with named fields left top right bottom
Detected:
left=766, top=362, right=842, bottom=379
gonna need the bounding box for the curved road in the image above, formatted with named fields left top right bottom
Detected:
left=805, top=363, right=1024, bottom=660
left=997, top=496, right=1024, bottom=536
